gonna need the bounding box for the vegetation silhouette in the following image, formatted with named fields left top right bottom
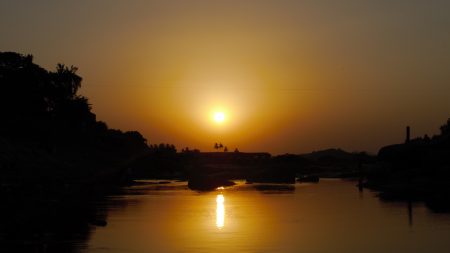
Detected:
left=0, top=52, right=149, bottom=184
left=0, top=52, right=150, bottom=252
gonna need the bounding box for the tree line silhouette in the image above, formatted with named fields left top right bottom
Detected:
left=0, top=52, right=149, bottom=183
left=0, top=52, right=160, bottom=253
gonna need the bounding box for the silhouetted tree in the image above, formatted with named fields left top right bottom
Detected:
left=0, top=52, right=101, bottom=140
left=0, top=51, right=151, bottom=186
left=1, top=52, right=51, bottom=125
left=54, top=64, right=81, bottom=96
left=440, top=118, right=450, bottom=136
left=224, top=146, right=228, bottom=152
left=214, top=143, right=219, bottom=151
left=150, top=143, right=177, bottom=155
left=0, top=51, right=149, bottom=152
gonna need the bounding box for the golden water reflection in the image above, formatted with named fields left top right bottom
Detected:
left=216, top=194, right=225, bottom=229
left=85, top=180, right=450, bottom=253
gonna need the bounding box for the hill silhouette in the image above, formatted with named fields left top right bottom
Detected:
left=300, top=148, right=356, bottom=161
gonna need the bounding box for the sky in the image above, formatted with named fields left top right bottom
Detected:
left=1, top=0, right=450, bottom=154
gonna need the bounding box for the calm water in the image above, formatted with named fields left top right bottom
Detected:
left=83, top=179, right=450, bottom=253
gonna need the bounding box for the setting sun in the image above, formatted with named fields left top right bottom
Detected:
left=213, top=112, right=225, bottom=123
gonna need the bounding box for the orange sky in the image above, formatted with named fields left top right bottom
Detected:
left=1, top=1, right=450, bottom=154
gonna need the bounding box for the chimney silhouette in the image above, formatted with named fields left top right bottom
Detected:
left=406, top=126, right=410, bottom=143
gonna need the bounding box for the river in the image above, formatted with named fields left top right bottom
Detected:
left=83, top=179, right=450, bottom=253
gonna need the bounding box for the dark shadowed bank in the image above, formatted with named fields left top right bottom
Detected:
left=364, top=120, right=450, bottom=212
left=128, top=149, right=373, bottom=190
left=0, top=52, right=150, bottom=252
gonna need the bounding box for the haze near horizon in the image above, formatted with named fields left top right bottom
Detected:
left=1, top=0, right=450, bottom=154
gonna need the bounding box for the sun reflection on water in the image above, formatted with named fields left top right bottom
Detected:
left=216, top=194, right=225, bottom=229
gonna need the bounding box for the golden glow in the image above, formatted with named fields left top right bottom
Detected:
left=216, top=194, right=225, bottom=229
left=7, top=2, right=449, bottom=154
left=213, top=112, right=225, bottom=123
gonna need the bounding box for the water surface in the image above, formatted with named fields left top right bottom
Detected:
left=84, top=179, right=450, bottom=253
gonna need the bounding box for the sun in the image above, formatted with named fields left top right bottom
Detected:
left=213, top=112, right=225, bottom=123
